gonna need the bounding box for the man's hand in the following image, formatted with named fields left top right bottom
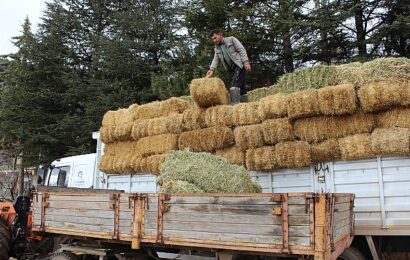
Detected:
left=206, top=69, right=214, bottom=78
left=244, top=63, right=251, bottom=72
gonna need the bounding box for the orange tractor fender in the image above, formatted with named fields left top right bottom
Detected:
left=0, top=201, right=16, bottom=226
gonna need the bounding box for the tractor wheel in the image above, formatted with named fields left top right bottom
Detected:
left=0, top=218, right=10, bottom=260
left=51, top=251, right=80, bottom=260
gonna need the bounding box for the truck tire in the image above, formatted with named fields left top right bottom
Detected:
left=0, top=218, right=10, bottom=259
left=51, top=251, right=79, bottom=260
left=338, top=247, right=366, bottom=260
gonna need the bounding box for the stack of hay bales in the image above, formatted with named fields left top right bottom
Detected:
left=99, top=57, right=410, bottom=178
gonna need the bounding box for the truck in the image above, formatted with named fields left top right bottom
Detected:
left=0, top=131, right=357, bottom=260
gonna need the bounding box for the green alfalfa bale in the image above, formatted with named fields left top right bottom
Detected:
left=189, top=77, right=230, bottom=108
left=158, top=150, right=261, bottom=193
left=160, top=180, right=205, bottom=193
left=360, top=57, right=410, bottom=83
left=248, top=86, right=280, bottom=102
left=336, top=62, right=363, bottom=85
left=371, top=128, right=410, bottom=157
left=261, top=118, right=294, bottom=145
left=214, top=146, right=245, bottom=166
left=318, top=84, right=357, bottom=116
left=179, top=95, right=197, bottom=107
left=204, top=105, right=234, bottom=127
left=339, top=133, right=375, bottom=161
left=287, top=88, right=320, bottom=120
left=274, top=141, right=311, bottom=168
left=257, top=93, right=288, bottom=120
left=182, top=108, right=206, bottom=131
left=245, top=146, right=276, bottom=171
left=358, top=80, right=404, bottom=112
left=234, top=124, right=264, bottom=151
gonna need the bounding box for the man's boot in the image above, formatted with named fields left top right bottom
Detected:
left=230, top=87, right=241, bottom=104
left=240, top=94, right=248, bottom=103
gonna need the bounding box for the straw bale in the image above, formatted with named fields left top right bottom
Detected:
left=401, top=81, right=409, bottom=106
left=318, top=84, right=357, bottom=116
left=130, top=97, right=190, bottom=120
left=262, top=118, right=294, bottom=145
left=294, top=112, right=375, bottom=143
left=376, top=107, right=410, bottom=128
left=339, top=133, right=375, bottom=160
left=160, top=180, right=205, bottom=193
left=101, top=110, right=117, bottom=127
left=257, top=93, right=288, bottom=120
left=232, top=102, right=261, bottom=126
left=248, top=86, right=280, bottom=102
left=131, top=119, right=150, bottom=141
left=275, top=141, right=311, bottom=168
left=277, top=65, right=339, bottom=93
left=214, top=146, right=245, bottom=166
left=99, top=126, right=112, bottom=143
left=245, top=146, right=276, bottom=171
left=136, top=134, right=178, bottom=156
left=360, top=57, right=410, bottom=83
left=371, top=128, right=410, bottom=157
left=287, top=89, right=320, bottom=119
left=99, top=154, right=113, bottom=173
left=189, top=77, right=230, bottom=108
left=182, top=108, right=206, bottom=131
left=234, top=125, right=264, bottom=151
left=141, top=154, right=167, bottom=174
left=159, top=150, right=261, bottom=193
left=204, top=105, right=234, bottom=127
left=358, top=80, right=403, bottom=112
left=178, top=126, right=234, bottom=152
left=179, top=95, right=196, bottom=107
left=311, top=139, right=341, bottom=163
left=147, top=113, right=183, bottom=136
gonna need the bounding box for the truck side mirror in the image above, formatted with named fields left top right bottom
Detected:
left=37, top=165, right=47, bottom=186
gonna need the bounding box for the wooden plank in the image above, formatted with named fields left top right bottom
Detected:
left=168, top=196, right=280, bottom=205
left=335, top=196, right=351, bottom=204
left=47, top=201, right=113, bottom=210
left=334, top=225, right=350, bottom=241
left=334, top=218, right=350, bottom=230
left=335, top=203, right=350, bottom=212
left=42, top=208, right=114, bottom=219
left=47, top=194, right=113, bottom=202
left=144, top=211, right=310, bottom=226
left=42, top=215, right=114, bottom=226
left=119, top=211, right=133, bottom=220
left=334, top=211, right=351, bottom=222
left=287, top=196, right=308, bottom=205
left=46, top=221, right=113, bottom=233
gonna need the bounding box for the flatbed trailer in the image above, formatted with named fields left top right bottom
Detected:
left=32, top=190, right=354, bottom=260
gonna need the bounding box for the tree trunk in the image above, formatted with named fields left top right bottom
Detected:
left=18, top=157, right=24, bottom=196
left=354, top=1, right=367, bottom=57
left=278, top=0, right=294, bottom=73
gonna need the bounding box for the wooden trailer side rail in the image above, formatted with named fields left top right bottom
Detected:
left=31, top=191, right=354, bottom=259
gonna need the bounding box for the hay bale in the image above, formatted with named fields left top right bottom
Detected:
left=360, top=57, right=410, bottom=82
left=99, top=154, right=113, bottom=173
left=358, top=80, right=404, bottom=112
left=130, top=97, right=190, bottom=120
left=136, top=134, right=178, bottom=156
left=178, top=126, right=234, bottom=152
left=277, top=65, right=339, bottom=93
left=232, top=102, right=261, bottom=126
left=275, top=141, right=311, bottom=168
left=159, top=150, right=261, bottom=193
left=99, top=126, right=112, bottom=143
left=376, top=107, right=410, bottom=128
left=182, top=108, right=206, bottom=131
left=339, top=133, right=375, bottom=160
left=311, top=139, right=341, bottom=163
left=131, top=119, right=150, bottom=140
left=261, top=118, right=294, bottom=145
left=204, top=105, right=234, bottom=127
left=371, top=128, right=410, bottom=157
left=287, top=89, right=320, bottom=119
left=178, top=95, right=196, bottom=107
left=189, top=77, right=230, bottom=108
left=234, top=125, right=264, bottom=151
left=401, top=81, right=410, bottom=106
left=318, top=84, right=357, bottom=116
left=138, top=154, right=167, bottom=174
left=160, top=180, right=205, bottom=193
left=257, top=93, right=288, bottom=120
left=248, top=86, right=280, bottom=102
left=335, top=62, right=363, bottom=85
left=294, top=112, right=375, bottom=143
left=214, top=146, right=245, bottom=166
left=245, top=146, right=276, bottom=171
left=147, top=113, right=183, bottom=136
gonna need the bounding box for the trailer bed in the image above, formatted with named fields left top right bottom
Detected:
left=32, top=191, right=354, bottom=259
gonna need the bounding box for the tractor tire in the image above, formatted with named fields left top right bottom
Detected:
left=51, top=251, right=80, bottom=260
left=0, top=218, right=10, bottom=260
left=338, top=247, right=366, bottom=260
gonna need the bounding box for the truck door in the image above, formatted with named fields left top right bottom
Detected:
left=47, top=166, right=71, bottom=187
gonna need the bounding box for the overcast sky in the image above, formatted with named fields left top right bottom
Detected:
left=0, top=0, right=47, bottom=55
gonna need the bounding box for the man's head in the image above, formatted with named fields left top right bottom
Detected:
left=210, top=29, right=223, bottom=45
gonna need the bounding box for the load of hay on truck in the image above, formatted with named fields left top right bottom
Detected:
left=1, top=57, right=409, bottom=259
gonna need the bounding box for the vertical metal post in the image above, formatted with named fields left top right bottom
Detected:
left=376, top=157, right=387, bottom=229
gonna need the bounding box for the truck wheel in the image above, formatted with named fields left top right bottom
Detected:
left=0, top=218, right=10, bottom=259
left=338, top=247, right=366, bottom=260
left=51, top=251, right=79, bottom=260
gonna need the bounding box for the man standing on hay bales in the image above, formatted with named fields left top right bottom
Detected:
left=206, top=29, right=251, bottom=102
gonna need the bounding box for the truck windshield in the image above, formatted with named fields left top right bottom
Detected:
left=48, top=166, right=70, bottom=187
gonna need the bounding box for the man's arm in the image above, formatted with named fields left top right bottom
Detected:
left=207, top=51, right=219, bottom=77
left=232, top=37, right=250, bottom=66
